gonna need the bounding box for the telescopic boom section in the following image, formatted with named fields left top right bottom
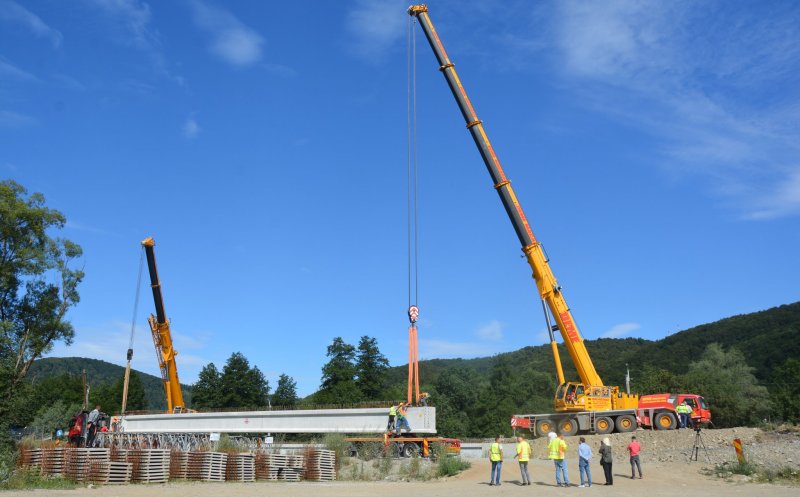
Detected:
left=141, top=237, right=185, bottom=413
left=407, top=5, right=603, bottom=389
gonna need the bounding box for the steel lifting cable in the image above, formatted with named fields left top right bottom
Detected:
left=122, top=247, right=145, bottom=414
left=406, top=15, right=421, bottom=405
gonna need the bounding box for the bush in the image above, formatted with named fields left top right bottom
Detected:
left=0, top=467, right=76, bottom=490
left=323, top=433, right=348, bottom=467
left=436, top=455, right=470, bottom=477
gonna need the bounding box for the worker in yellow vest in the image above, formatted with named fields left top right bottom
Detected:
left=387, top=404, right=398, bottom=432
left=489, top=435, right=503, bottom=486
left=514, top=435, right=532, bottom=485
left=548, top=433, right=570, bottom=487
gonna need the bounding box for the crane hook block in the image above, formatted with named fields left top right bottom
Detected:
left=408, top=305, right=420, bottom=324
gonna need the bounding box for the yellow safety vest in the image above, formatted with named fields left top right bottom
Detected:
left=517, top=442, right=531, bottom=462
left=490, top=442, right=503, bottom=462
left=389, top=406, right=397, bottom=416
left=548, top=438, right=567, bottom=460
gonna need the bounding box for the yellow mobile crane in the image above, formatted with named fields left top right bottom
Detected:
left=141, top=237, right=186, bottom=413
left=408, top=6, right=642, bottom=436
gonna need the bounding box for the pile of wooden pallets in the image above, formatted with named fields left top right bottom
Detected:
left=255, top=453, right=305, bottom=481
left=304, top=449, right=336, bottom=481
left=170, top=450, right=188, bottom=480
left=187, top=451, right=228, bottom=482
left=63, top=448, right=110, bottom=482
left=226, top=453, right=256, bottom=482
left=88, top=460, right=133, bottom=485
left=40, top=447, right=65, bottom=476
left=126, top=449, right=171, bottom=484
left=18, top=448, right=42, bottom=468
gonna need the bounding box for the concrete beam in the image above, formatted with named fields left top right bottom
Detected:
left=119, top=407, right=436, bottom=434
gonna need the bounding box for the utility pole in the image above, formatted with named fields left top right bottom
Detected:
left=82, top=369, right=88, bottom=410
left=625, top=364, right=631, bottom=395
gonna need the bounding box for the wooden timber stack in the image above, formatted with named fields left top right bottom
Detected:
left=187, top=451, right=227, bottom=482
left=304, top=449, right=336, bottom=481
left=225, top=453, right=256, bottom=482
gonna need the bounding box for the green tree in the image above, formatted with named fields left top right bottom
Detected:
left=355, top=336, right=389, bottom=400
left=632, top=364, right=690, bottom=395
left=316, top=337, right=362, bottom=405
left=433, top=366, right=483, bottom=438
left=93, top=371, right=147, bottom=414
left=30, top=399, right=81, bottom=437
left=272, top=373, right=298, bottom=408
left=770, top=358, right=800, bottom=423
left=684, top=343, right=770, bottom=427
left=0, top=180, right=84, bottom=420
left=191, top=363, right=222, bottom=409
left=219, top=352, right=269, bottom=409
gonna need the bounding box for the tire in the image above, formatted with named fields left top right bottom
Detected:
left=558, top=417, right=579, bottom=437
left=615, top=414, right=637, bottom=433
left=536, top=419, right=555, bottom=437
left=654, top=411, right=677, bottom=430
left=595, top=416, right=614, bottom=435
left=402, top=442, right=420, bottom=458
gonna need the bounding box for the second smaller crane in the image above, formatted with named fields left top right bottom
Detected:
left=141, top=237, right=186, bottom=413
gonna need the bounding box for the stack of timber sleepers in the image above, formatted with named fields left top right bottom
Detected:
left=88, top=460, right=133, bottom=485
left=63, top=448, right=110, bottom=482
left=40, top=447, right=65, bottom=476
left=304, top=449, right=336, bottom=481
left=18, top=448, right=42, bottom=469
left=225, top=453, right=256, bottom=482
left=126, top=449, right=171, bottom=484
left=282, top=454, right=305, bottom=482
left=187, top=451, right=227, bottom=482
left=170, top=450, right=188, bottom=480
left=255, top=453, right=278, bottom=480
left=254, top=453, right=305, bottom=481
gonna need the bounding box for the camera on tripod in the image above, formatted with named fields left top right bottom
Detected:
left=694, top=426, right=702, bottom=433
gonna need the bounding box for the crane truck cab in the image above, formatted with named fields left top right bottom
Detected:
left=638, top=393, right=711, bottom=429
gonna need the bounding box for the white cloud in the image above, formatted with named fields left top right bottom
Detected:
left=553, top=0, right=800, bottom=220
left=188, top=0, right=264, bottom=67
left=0, top=110, right=36, bottom=128
left=87, top=0, right=157, bottom=49
left=86, top=0, right=184, bottom=84
left=474, top=320, right=504, bottom=341
left=0, top=58, right=39, bottom=82
left=182, top=117, right=201, bottom=139
left=0, top=0, right=63, bottom=47
left=600, top=322, right=641, bottom=339
left=419, top=338, right=497, bottom=359
left=47, top=320, right=212, bottom=383
left=345, top=0, right=406, bottom=60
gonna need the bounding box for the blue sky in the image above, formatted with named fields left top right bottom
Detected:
left=2, top=0, right=799, bottom=396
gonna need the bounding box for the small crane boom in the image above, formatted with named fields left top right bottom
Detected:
left=141, top=237, right=186, bottom=413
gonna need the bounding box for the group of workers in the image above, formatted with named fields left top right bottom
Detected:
left=66, top=404, right=106, bottom=447
left=387, top=402, right=412, bottom=434
left=489, top=433, right=644, bottom=487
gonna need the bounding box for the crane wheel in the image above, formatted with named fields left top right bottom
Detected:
left=536, top=419, right=555, bottom=436
left=654, top=412, right=677, bottom=430
left=615, top=414, right=637, bottom=433
left=557, top=417, right=579, bottom=437
left=594, top=416, right=614, bottom=435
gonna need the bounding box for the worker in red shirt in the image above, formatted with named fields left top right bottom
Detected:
left=626, top=436, right=642, bottom=479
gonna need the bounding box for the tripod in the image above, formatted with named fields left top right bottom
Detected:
left=689, top=427, right=710, bottom=462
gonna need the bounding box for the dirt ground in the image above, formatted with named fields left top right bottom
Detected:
left=4, top=457, right=797, bottom=497
left=6, top=427, right=798, bottom=496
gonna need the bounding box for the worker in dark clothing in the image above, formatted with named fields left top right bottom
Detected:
left=599, top=437, right=613, bottom=485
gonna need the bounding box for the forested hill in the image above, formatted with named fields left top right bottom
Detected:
left=387, top=301, right=800, bottom=389
left=27, top=357, right=191, bottom=411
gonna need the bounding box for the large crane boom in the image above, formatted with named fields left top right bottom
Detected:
left=141, top=237, right=186, bottom=413
left=408, top=5, right=637, bottom=413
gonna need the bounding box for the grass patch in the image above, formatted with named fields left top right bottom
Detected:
left=714, top=460, right=800, bottom=485
left=436, top=455, right=471, bottom=477
left=0, top=467, right=77, bottom=490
